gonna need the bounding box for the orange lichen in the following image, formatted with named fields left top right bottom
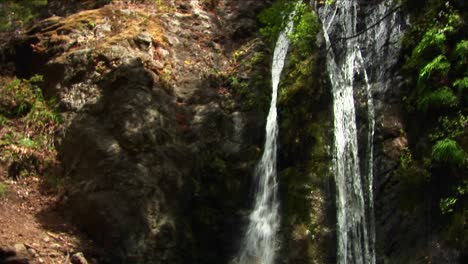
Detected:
left=32, top=4, right=167, bottom=58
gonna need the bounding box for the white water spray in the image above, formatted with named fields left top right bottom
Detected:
left=318, top=0, right=375, bottom=263
left=233, top=11, right=295, bottom=264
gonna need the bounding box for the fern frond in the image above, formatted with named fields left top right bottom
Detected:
left=417, top=87, right=458, bottom=111
left=431, top=138, right=465, bottom=165
left=419, top=54, right=450, bottom=80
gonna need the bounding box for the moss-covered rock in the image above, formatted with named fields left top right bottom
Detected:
left=275, top=6, right=335, bottom=262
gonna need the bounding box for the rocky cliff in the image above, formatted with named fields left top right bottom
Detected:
left=1, top=0, right=465, bottom=263
left=3, top=0, right=274, bottom=263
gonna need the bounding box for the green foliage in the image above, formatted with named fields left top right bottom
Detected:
left=400, top=147, right=414, bottom=169
left=454, top=40, right=468, bottom=60
left=281, top=167, right=313, bottom=224
left=0, top=75, right=60, bottom=181
left=279, top=56, right=314, bottom=102
left=274, top=4, right=332, bottom=259
left=439, top=196, right=457, bottom=214
left=205, top=40, right=271, bottom=112
left=429, top=112, right=467, bottom=140
left=288, top=2, right=319, bottom=55
left=431, top=138, right=465, bottom=165
left=443, top=209, right=468, bottom=249
left=0, top=0, right=48, bottom=32
left=417, top=87, right=458, bottom=111
left=440, top=179, right=467, bottom=250
left=418, top=55, right=450, bottom=80
left=453, top=76, right=467, bottom=91
left=258, top=0, right=295, bottom=45
left=0, top=75, right=61, bottom=124
left=258, top=0, right=319, bottom=53
left=413, top=28, right=446, bottom=56
left=210, top=157, right=226, bottom=174
left=273, top=2, right=321, bottom=105
left=0, top=182, right=7, bottom=199
left=401, top=0, right=467, bottom=248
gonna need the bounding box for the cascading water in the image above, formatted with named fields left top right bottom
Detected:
left=317, top=0, right=405, bottom=262
left=317, top=0, right=375, bottom=263
left=233, top=10, right=295, bottom=264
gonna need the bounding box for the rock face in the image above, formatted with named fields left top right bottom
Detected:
left=315, top=0, right=461, bottom=263
left=4, top=0, right=459, bottom=263
left=5, top=1, right=273, bottom=263
left=276, top=24, right=336, bottom=264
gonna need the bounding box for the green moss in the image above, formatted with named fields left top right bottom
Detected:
left=272, top=4, right=333, bottom=262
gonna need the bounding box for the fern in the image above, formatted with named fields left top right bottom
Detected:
left=419, top=54, right=450, bottom=80
left=442, top=13, right=461, bottom=34
left=454, top=40, right=468, bottom=57
left=417, top=87, right=458, bottom=111
left=453, top=77, right=468, bottom=93
left=431, top=138, right=465, bottom=165
left=454, top=40, right=468, bottom=68
left=413, top=28, right=446, bottom=57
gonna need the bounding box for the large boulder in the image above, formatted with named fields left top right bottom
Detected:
left=4, top=1, right=272, bottom=263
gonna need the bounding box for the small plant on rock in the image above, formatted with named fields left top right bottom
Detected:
left=0, top=75, right=61, bottom=187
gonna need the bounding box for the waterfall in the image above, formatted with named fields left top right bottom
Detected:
left=233, top=10, right=295, bottom=264
left=317, top=0, right=376, bottom=263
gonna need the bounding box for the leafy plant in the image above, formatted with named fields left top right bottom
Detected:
left=431, top=138, right=465, bottom=165
left=0, top=0, right=48, bottom=32
left=288, top=2, right=319, bottom=55
left=417, top=87, right=458, bottom=111
left=258, top=0, right=295, bottom=45
left=400, top=147, right=414, bottom=169
left=0, top=75, right=61, bottom=181
left=429, top=112, right=467, bottom=141
left=0, top=182, right=7, bottom=199
left=401, top=0, right=467, bottom=249
left=418, top=54, right=450, bottom=81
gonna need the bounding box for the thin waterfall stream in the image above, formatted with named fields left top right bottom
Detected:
left=233, top=10, right=295, bottom=264
left=318, top=0, right=376, bottom=263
